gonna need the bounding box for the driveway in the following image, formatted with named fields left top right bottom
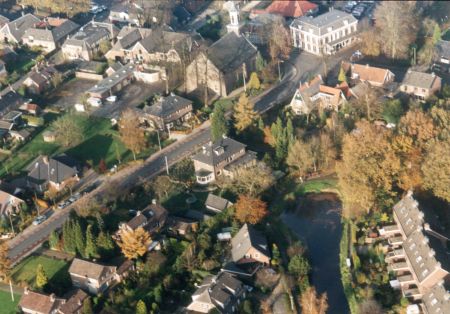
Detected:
left=46, top=78, right=97, bottom=111
left=91, top=81, right=166, bottom=119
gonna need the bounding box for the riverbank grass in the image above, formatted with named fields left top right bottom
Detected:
left=0, top=290, right=20, bottom=314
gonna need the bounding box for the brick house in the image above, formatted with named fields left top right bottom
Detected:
left=231, top=223, right=270, bottom=265
left=191, top=137, right=256, bottom=184
left=399, top=70, right=441, bottom=101
left=19, top=288, right=89, bottom=314
left=0, top=13, right=40, bottom=44
left=342, top=62, right=395, bottom=87
left=185, top=32, right=257, bottom=97
left=23, top=66, right=58, bottom=94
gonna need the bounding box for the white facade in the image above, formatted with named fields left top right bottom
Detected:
left=290, top=10, right=358, bottom=56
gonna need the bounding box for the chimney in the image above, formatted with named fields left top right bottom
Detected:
left=50, top=293, right=56, bottom=302
left=24, top=287, right=29, bottom=295
left=43, top=156, right=49, bottom=164
left=152, top=199, right=157, bottom=204
left=21, top=11, right=25, bottom=17
left=136, top=211, right=141, bottom=216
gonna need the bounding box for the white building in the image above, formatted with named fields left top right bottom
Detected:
left=290, top=9, right=358, bottom=56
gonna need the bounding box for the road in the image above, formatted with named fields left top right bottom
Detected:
left=7, top=47, right=354, bottom=262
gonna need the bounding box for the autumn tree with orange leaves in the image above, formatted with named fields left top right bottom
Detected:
left=116, top=227, right=151, bottom=260
left=235, top=195, right=268, bottom=225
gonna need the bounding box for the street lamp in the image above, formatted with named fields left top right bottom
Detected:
left=278, top=59, right=284, bottom=82
left=156, top=129, right=162, bottom=151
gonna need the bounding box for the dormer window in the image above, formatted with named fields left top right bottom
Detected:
left=214, top=146, right=225, bottom=156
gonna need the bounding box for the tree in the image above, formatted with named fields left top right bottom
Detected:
left=35, top=264, right=48, bottom=289
left=288, top=254, right=310, bottom=279
left=235, top=195, right=268, bottom=225
left=374, top=1, right=417, bottom=59
left=269, top=21, right=291, bottom=62
left=255, top=51, right=266, bottom=72
left=51, top=114, right=84, bottom=148
left=210, top=103, right=228, bottom=141
left=221, top=162, right=275, bottom=196
left=150, top=175, right=177, bottom=201
left=358, top=299, right=384, bottom=314
left=382, top=99, right=404, bottom=124
left=98, top=159, right=107, bottom=174
left=63, top=220, right=76, bottom=254
left=234, top=93, right=257, bottom=132
left=82, top=298, right=94, bottom=314
left=117, top=227, right=151, bottom=259
left=422, top=139, right=450, bottom=202
left=98, top=40, right=111, bottom=55
left=170, top=158, right=195, bottom=185
left=432, top=24, right=442, bottom=44
left=338, top=66, right=347, bottom=83
left=97, top=231, right=115, bottom=257
left=0, top=241, right=11, bottom=281
left=351, top=83, right=382, bottom=120
left=119, top=109, right=147, bottom=160
left=359, top=30, right=381, bottom=57
left=248, top=72, right=261, bottom=90
left=49, top=230, right=59, bottom=250
left=85, top=225, right=99, bottom=259
left=399, top=109, right=436, bottom=147
left=73, top=220, right=86, bottom=257
left=300, top=286, right=328, bottom=314
left=136, top=300, right=148, bottom=314
left=336, top=121, right=400, bottom=217
left=286, top=139, right=314, bottom=182
left=51, top=72, right=63, bottom=88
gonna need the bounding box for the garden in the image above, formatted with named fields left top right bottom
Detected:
left=0, top=290, right=20, bottom=314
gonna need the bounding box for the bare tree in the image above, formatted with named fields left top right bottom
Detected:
left=51, top=114, right=84, bottom=148
left=118, top=109, right=147, bottom=161
left=299, top=286, right=329, bottom=314
left=374, top=1, right=417, bottom=59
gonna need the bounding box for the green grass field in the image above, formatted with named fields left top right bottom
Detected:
left=11, top=255, right=68, bottom=288
left=0, top=290, right=20, bottom=314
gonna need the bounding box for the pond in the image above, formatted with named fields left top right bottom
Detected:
left=281, top=193, right=349, bottom=314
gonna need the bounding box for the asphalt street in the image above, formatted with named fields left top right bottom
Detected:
left=7, top=47, right=355, bottom=262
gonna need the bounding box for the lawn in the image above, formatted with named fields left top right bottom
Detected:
left=443, top=28, right=450, bottom=41
left=11, top=255, right=69, bottom=288
left=0, top=290, right=20, bottom=314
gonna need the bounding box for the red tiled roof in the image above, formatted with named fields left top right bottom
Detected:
left=336, top=81, right=352, bottom=98
left=264, top=0, right=318, bottom=18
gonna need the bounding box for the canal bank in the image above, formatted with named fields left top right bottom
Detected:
left=281, top=192, right=350, bottom=314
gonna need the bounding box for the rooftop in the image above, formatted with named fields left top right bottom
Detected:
left=205, top=193, right=231, bottom=212
left=231, top=223, right=270, bottom=262
left=142, top=94, right=192, bottom=119
left=262, top=0, right=318, bottom=18
left=393, top=191, right=424, bottom=237
left=63, top=21, right=116, bottom=48
left=191, top=137, right=246, bottom=167
left=291, top=9, right=357, bottom=36
left=3, top=13, right=40, bottom=42
left=19, top=290, right=63, bottom=314
left=69, top=258, right=115, bottom=281
left=87, top=64, right=135, bottom=95
left=349, top=62, right=394, bottom=85
left=27, top=154, right=78, bottom=185
left=402, top=70, right=440, bottom=89
left=422, top=282, right=450, bottom=314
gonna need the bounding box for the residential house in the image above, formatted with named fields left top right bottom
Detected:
left=380, top=192, right=450, bottom=300
left=22, top=18, right=80, bottom=54
left=191, top=137, right=256, bottom=184
left=399, top=70, right=441, bottom=101
left=231, top=223, right=270, bottom=265
left=168, top=217, right=198, bottom=236
left=23, top=66, right=58, bottom=94
left=187, top=271, right=246, bottom=313
left=205, top=193, right=232, bottom=213
left=0, top=188, right=24, bottom=217
left=289, top=74, right=346, bottom=115
left=342, top=62, right=395, bottom=87
left=420, top=281, right=450, bottom=314
left=26, top=154, right=79, bottom=192
left=185, top=31, right=258, bottom=97
left=19, top=289, right=65, bottom=314
left=433, top=40, right=450, bottom=74
left=105, top=26, right=194, bottom=64
left=19, top=103, right=42, bottom=116
left=69, top=258, right=118, bottom=294
left=251, top=0, right=318, bottom=19
left=0, top=90, right=30, bottom=119
left=62, top=21, right=118, bottom=61
left=290, top=10, right=358, bottom=56
left=10, top=128, right=31, bottom=142
left=109, top=2, right=142, bottom=26
left=0, top=13, right=40, bottom=44
left=117, top=200, right=168, bottom=237
left=139, top=94, right=193, bottom=131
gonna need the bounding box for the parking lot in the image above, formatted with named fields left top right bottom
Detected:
left=46, top=78, right=96, bottom=111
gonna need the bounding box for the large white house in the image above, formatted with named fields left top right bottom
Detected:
left=290, top=9, right=358, bottom=56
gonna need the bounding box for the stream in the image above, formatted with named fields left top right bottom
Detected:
left=281, top=192, right=350, bottom=314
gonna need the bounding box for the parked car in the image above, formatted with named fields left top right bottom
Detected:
left=69, top=193, right=81, bottom=203
left=32, top=215, right=47, bottom=226
left=106, top=95, right=117, bottom=102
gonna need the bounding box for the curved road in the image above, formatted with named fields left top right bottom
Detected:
left=8, top=49, right=353, bottom=262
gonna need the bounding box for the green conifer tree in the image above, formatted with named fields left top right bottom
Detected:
left=338, top=66, right=347, bottom=83
left=97, top=231, right=115, bottom=258
left=210, top=103, right=228, bottom=141
left=82, top=298, right=94, bottom=314
left=73, top=220, right=86, bottom=257
left=258, top=117, right=264, bottom=130
left=35, top=264, right=48, bottom=290
left=63, top=220, right=76, bottom=254
left=136, top=300, right=148, bottom=314
left=432, top=24, right=442, bottom=45
left=255, top=51, right=266, bottom=72
left=85, top=225, right=99, bottom=259
left=49, top=230, right=59, bottom=250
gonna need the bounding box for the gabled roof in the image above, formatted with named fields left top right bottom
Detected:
left=436, top=40, right=450, bottom=60
left=401, top=70, right=440, bottom=90
left=0, top=91, right=29, bottom=117
left=206, top=32, right=257, bottom=74
left=2, top=13, right=40, bottom=42
left=27, top=154, right=79, bottom=185
left=125, top=202, right=167, bottom=230
left=263, top=0, right=318, bottom=18
left=393, top=191, right=424, bottom=237
left=63, top=21, right=117, bottom=49
left=19, top=290, right=63, bottom=314
left=350, top=63, right=394, bottom=85
left=52, top=19, right=80, bottom=42
left=58, top=289, right=89, bottom=314
left=191, top=137, right=246, bottom=167
left=139, top=30, right=190, bottom=54
left=422, top=282, right=450, bottom=314
left=143, top=94, right=192, bottom=119
left=231, top=224, right=270, bottom=262
left=0, top=189, right=24, bottom=216
left=69, top=258, right=116, bottom=281
left=23, top=28, right=54, bottom=42
left=205, top=193, right=231, bottom=212
left=0, top=14, right=9, bottom=26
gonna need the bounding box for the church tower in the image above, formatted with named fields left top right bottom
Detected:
left=225, top=1, right=241, bottom=35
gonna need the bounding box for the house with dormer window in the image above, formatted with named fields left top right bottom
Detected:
left=191, top=137, right=256, bottom=184
left=231, top=224, right=270, bottom=265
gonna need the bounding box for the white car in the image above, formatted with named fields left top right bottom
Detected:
left=32, top=215, right=47, bottom=226
left=106, top=95, right=117, bottom=102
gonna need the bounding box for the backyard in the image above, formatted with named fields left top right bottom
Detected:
left=11, top=255, right=70, bottom=289
left=0, top=290, right=20, bottom=314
